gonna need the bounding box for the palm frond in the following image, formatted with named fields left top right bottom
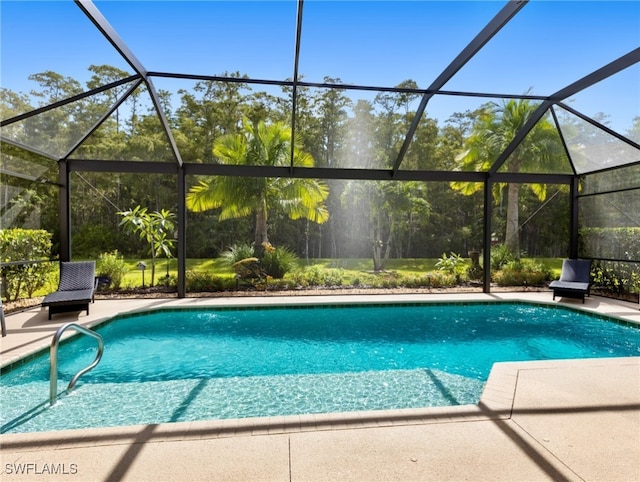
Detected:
left=186, top=117, right=329, bottom=235
left=185, top=179, right=224, bottom=212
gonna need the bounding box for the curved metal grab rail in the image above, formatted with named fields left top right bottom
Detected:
left=50, top=322, right=104, bottom=405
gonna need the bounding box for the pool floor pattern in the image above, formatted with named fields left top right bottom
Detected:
left=2, top=368, right=484, bottom=434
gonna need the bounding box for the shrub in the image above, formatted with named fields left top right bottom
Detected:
left=260, top=244, right=298, bottom=279
left=580, top=227, right=640, bottom=261
left=380, top=277, right=399, bottom=288
left=221, top=243, right=255, bottom=267
left=297, top=265, right=323, bottom=286
left=493, top=260, right=551, bottom=286
left=267, top=278, right=297, bottom=290
left=0, top=228, right=54, bottom=301
left=435, top=252, right=465, bottom=275
left=323, top=269, right=344, bottom=287
left=222, top=242, right=298, bottom=281
left=292, top=266, right=344, bottom=287
left=401, top=275, right=422, bottom=288
left=72, top=224, right=117, bottom=258
left=592, top=260, right=640, bottom=296
left=401, top=274, right=447, bottom=288
left=185, top=271, right=231, bottom=292
left=423, top=271, right=458, bottom=288
left=157, top=274, right=178, bottom=288
left=491, top=244, right=515, bottom=271
left=467, top=264, right=483, bottom=280
left=97, top=250, right=128, bottom=289
left=466, top=250, right=483, bottom=280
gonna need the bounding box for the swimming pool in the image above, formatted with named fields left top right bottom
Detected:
left=2, top=301, right=639, bottom=434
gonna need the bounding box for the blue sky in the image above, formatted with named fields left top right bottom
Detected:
left=1, top=1, right=638, bottom=134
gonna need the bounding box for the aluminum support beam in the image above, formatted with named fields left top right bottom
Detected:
left=569, top=176, right=580, bottom=259
left=75, top=1, right=148, bottom=77
left=58, top=161, right=71, bottom=261
left=391, top=0, right=528, bottom=175
left=75, top=1, right=183, bottom=167
left=556, top=102, right=640, bottom=151
left=549, top=105, right=578, bottom=176
left=64, top=159, right=572, bottom=184
left=489, top=100, right=553, bottom=175
left=148, top=71, right=550, bottom=101
left=144, top=78, right=184, bottom=166
left=490, top=47, right=640, bottom=174
left=0, top=76, right=140, bottom=127
left=551, top=47, right=640, bottom=103
left=185, top=164, right=572, bottom=184
left=67, top=160, right=179, bottom=174
left=483, top=177, right=493, bottom=293
left=290, top=0, right=304, bottom=173
left=63, top=79, right=144, bottom=159
left=0, top=138, right=60, bottom=162
left=177, top=168, right=187, bottom=297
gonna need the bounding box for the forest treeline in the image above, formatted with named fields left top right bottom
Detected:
left=5, top=65, right=637, bottom=262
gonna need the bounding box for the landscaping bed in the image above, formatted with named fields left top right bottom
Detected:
left=3, top=285, right=551, bottom=315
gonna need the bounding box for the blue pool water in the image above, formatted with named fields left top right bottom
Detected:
left=2, top=302, right=639, bottom=434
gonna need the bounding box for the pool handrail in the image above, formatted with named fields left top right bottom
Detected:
left=50, top=322, right=104, bottom=405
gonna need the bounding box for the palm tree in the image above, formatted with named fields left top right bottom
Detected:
left=119, top=206, right=176, bottom=287
left=451, top=99, right=564, bottom=256
left=186, top=118, right=329, bottom=248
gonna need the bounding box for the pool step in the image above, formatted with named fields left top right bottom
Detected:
left=1, top=369, right=484, bottom=434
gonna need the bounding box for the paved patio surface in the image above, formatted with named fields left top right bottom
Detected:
left=1, top=292, right=639, bottom=481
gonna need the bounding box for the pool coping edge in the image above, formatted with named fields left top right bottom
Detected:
left=2, top=357, right=638, bottom=449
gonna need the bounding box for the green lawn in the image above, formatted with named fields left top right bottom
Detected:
left=14, top=256, right=563, bottom=300
left=120, top=258, right=231, bottom=287
left=116, top=257, right=564, bottom=289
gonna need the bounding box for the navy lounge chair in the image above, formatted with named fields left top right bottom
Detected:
left=549, top=259, right=592, bottom=303
left=42, top=261, right=98, bottom=320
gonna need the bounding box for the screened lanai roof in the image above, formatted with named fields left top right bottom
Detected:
left=1, top=0, right=639, bottom=179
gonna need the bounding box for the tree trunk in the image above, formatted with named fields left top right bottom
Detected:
left=505, top=183, right=520, bottom=256
left=150, top=251, right=156, bottom=287
left=371, top=215, right=393, bottom=271
left=371, top=219, right=383, bottom=271
left=305, top=219, right=310, bottom=265
left=381, top=230, right=393, bottom=270
left=254, top=203, right=268, bottom=249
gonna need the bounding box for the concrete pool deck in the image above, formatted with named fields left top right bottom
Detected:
left=1, top=292, right=639, bottom=481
